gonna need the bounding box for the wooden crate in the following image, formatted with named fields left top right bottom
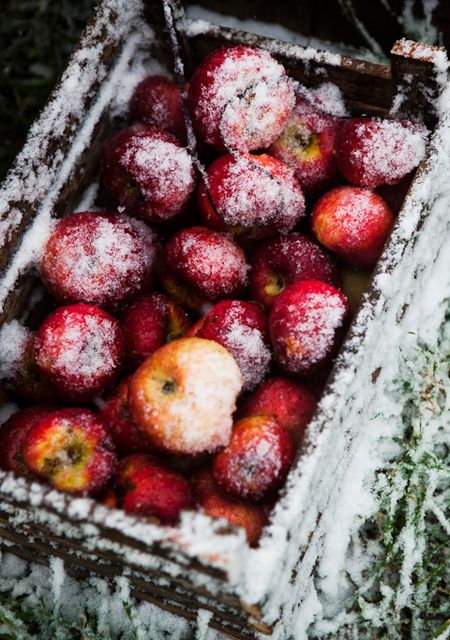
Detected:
left=0, top=1, right=448, bottom=637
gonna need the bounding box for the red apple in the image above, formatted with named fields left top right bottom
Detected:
left=10, top=330, right=56, bottom=403
left=23, top=408, right=116, bottom=495
left=237, top=376, right=317, bottom=445
left=187, top=300, right=270, bottom=391
left=249, top=233, right=341, bottom=309
left=129, top=75, right=186, bottom=143
left=336, top=117, right=428, bottom=188
left=40, top=211, right=157, bottom=311
left=100, top=125, right=196, bottom=223
left=35, top=304, right=125, bottom=402
left=188, top=45, right=295, bottom=151
left=198, top=153, right=305, bottom=239
left=100, top=378, right=153, bottom=454
left=213, top=416, right=294, bottom=501
left=121, top=292, right=191, bottom=370
left=159, top=226, right=248, bottom=311
left=121, top=465, right=193, bottom=523
left=193, top=468, right=268, bottom=546
left=311, top=186, right=395, bottom=269
left=269, top=280, right=349, bottom=377
left=128, top=338, right=243, bottom=455
left=269, top=94, right=341, bottom=197
left=0, top=405, right=56, bottom=477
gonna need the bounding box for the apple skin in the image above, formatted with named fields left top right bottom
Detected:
left=269, top=94, right=341, bottom=198
left=121, top=466, right=193, bottom=523
left=129, top=75, right=186, bottom=143
left=35, top=304, right=125, bottom=403
left=237, top=376, right=317, bottom=445
left=336, top=117, right=428, bottom=188
left=12, top=331, right=56, bottom=403
left=40, top=211, right=157, bottom=312
left=198, top=153, right=305, bottom=240
left=269, top=280, right=349, bottom=378
left=159, top=226, right=249, bottom=311
left=22, top=408, right=116, bottom=496
left=128, top=337, right=243, bottom=456
left=0, top=405, right=56, bottom=478
left=192, top=468, right=268, bottom=546
left=114, top=453, right=192, bottom=522
left=213, top=416, right=294, bottom=501
left=249, top=233, right=341, bottom=309
left=100, top=378, right=154, bottom=455
left=186, top=299, right=271, bottom=391
left=188, top=45, right=295, bottom=152
left=311, top=186, right=395, bottom=270
left=121, top=293, right=191, bottom=370
left=100, top=124, right=196, bottom=223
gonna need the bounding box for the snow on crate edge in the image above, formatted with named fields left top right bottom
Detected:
left=0, top=0, right=145, bottom=242
left=182, top=17, right=343, bottom=67
left=0, top=470, right=246, bottom=581
left=236, top=108, right=450, bottom=610
left=0, top=34, right=145, bottom=315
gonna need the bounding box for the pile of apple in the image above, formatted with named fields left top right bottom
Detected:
left=0, top=45, right=427, bottom=545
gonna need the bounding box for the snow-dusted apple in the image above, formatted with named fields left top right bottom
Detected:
left=116, top=455, right=192, bottom=522
left=100, top=125, right=196, bottom=223
left=100, top=378, right=153, bottom=454
left=237, top=376, right=317, bottom=445
left=249, top=233, right=341, bottom=309
left=269, top=94, right=341, bottom=197
left=121, top=292, right=191, bottom=370
left=129, top=75, right=186, bottom=143
left=311, top=186, right=395, bottom=269
left=198, top=153, right=305, bottom=239
left=0, top=405, right=55, bottom=477
left=213, top=416, right=294, bottom=501
left=193, top=468, right=268, bottom=546
left=129, top=337, right=243, bottom=455
left=159, top=226, right=248, bottom=311
left=336, top=116, right=428, bottom=188
left=23, top=408, right=116, bottom=495
left=35, top=304, right=125, bottom=402
left=187, top=299, right=270, bottom=391
left=40, top=211, right=157, bottom=311
left=269, top=280, right=349, bottom=377
left=188, top=45, right=295, bottom=151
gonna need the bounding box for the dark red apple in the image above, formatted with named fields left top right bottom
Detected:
left=35, top=304, right=125, bottom=402
left=100, top=125, right=196, bottom=223
left=189, top=45, right=295, bottom=151
left=249, top=233, right=341, bottom=309
left=311, top=186, right=395, bottom=269
left=269, top=280, right=349, bottom=377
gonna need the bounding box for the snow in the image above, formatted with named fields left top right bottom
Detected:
left=0, top=320, right=31, bottom=379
